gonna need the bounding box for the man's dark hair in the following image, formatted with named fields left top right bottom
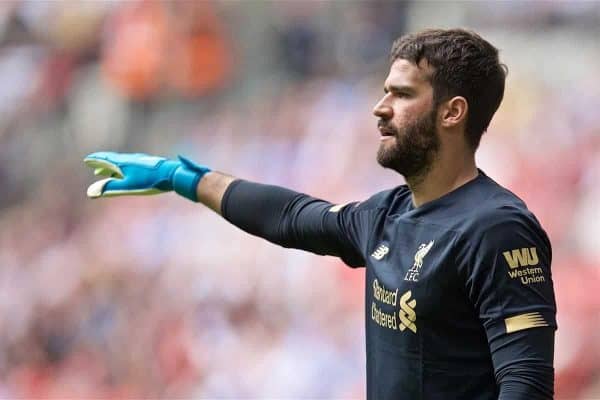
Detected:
left=391, top=28, right=507, bottom=150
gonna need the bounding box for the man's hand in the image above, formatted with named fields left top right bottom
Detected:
left=84, top=152, right=211, bottom=202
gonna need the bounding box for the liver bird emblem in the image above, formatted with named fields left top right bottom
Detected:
left=412, top=240, right=435, bottom=271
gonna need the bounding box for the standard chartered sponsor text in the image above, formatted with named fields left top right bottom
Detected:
left=372, top=302, right=398, bottom=330
left=373, top=279, right=398, bottom=305
left=372, top=279, right=400, bottom=330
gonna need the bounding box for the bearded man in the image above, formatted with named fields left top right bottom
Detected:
left=85, top=29, right=556, bottom=399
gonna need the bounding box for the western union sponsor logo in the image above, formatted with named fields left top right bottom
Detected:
left=508, top=267, right=543, bottom=279
left=502, top=247, right=539, bottom=269
left=505, top=312, right=548, bottom=334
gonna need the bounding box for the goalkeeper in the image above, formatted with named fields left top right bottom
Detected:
left=85, top=29, right=556, bottom=400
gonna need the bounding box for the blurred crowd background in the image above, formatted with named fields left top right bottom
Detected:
left=0, top=0, right=598, bottom=398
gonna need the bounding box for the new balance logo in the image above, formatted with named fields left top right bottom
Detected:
left=502, top=247, right=539, bottom=269
left=398, top=290, right=417, bottom=333
left=371, top=244, right=389, bottom=260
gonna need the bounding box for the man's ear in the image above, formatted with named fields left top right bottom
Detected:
left=439, top=96, right=468, bottom=129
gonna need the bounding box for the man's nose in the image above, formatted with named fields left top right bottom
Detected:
left=372, top=98, right=393, bottom=119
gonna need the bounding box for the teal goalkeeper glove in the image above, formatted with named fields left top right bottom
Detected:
left=83, top=152, right=211, bottom=202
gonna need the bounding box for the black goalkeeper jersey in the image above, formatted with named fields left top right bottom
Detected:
left=222, top=170, right=557, bottom=399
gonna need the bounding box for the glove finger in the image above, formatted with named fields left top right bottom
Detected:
left=84, top=158, right=124, bottom=179
left=85, top=152, right=158, bottom=166
left=87, top=177, right=164, bottom=198
left=87, top=177, right=135, bottom=198
left=87, top=178, right=115, bottom=198
left=85, top=151, right=122, bottom=160
left=93, top=167, right=120, bottom=177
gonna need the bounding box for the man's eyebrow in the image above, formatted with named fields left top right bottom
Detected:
left=383, top=84, right=416, bottom=94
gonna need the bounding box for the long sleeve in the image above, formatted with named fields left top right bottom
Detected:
left=494, top=327, right=555, bottom=399
left=457, top=211, right=557, bottom=398
left=221, top=180, right=386, bottom=267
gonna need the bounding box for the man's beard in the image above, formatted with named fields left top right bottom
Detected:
left=376, top=108, right=440, bottom=182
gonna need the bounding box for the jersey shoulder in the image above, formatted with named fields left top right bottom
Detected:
left=351, top=185, right=411, bottom=213
left=458, top=175, right=549, bottom=248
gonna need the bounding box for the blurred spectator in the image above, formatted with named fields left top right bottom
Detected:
left=102, top=0, right=232, bottom=100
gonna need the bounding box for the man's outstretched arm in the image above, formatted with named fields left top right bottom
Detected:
left=217, top=179, right=366, bottom=267
left=84, top=152, right=370, bottom=267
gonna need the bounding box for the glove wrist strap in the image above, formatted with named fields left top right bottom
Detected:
left=172, top=156, right=211, bottom=202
